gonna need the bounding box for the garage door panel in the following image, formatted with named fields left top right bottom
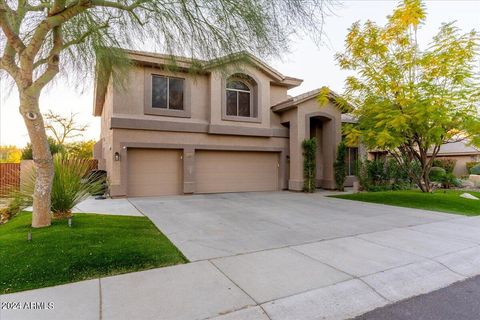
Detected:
left=196, top=151, right=279, bottom=193
left=128, top=149, right=182, bottom=196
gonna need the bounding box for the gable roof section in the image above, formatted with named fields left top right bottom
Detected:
left=93, top=50, right=303, bottom=116
left=271, top=88, right=350, bottom=113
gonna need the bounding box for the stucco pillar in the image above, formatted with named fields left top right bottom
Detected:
left=183, top=147, right=195, bottom=194
left=288, top=114, right=305, bottom=191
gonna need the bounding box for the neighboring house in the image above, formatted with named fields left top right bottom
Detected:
left=428, top=141, right=480, bottom=176
left=93, top=50, right=350, bottom=197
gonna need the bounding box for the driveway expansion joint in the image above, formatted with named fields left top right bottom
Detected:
left=207, top=260, right=272, bottom=319
left=290, top=246, right=392, bottom=303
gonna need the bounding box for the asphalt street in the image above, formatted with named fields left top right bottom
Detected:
left=354, top=275, right=480, bottom=320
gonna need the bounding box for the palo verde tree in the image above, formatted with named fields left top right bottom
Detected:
left=0, top=0, right=334, bottom=227
left=321, top=0, right=480, bottom=192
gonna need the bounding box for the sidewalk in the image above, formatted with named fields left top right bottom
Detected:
left=2, top=237, right=480, bottom=320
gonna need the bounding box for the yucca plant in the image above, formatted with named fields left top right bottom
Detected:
left=7, top=154, right=105, bottom=220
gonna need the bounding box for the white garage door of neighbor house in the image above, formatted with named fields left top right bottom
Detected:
left=195, top=150, right=279, bottom=194
left=127, top=148, right=182, bottom=197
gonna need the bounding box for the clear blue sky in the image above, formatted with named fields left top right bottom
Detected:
left=1, top=0, right=479, bottom=147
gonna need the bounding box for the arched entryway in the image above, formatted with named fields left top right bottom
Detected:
left=306, top=112, right=338, bottom=190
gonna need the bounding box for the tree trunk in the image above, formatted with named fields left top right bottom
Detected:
left=20, top=93, right=53, bottom=228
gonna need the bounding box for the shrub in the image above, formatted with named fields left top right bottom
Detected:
left=470, top=164, right=480, bottom=175
left=302, top=138, right=316, bottom=193
left=10, top=154, right=105, bottom=218
left=334, top=141, right=347, bottom=191
left=21, top=137, right=63, bottom=160
left=429, top=167, right=446, bottom=182
left=466, top=162, right=480, bottom=173
left=432, top=158, right=456, bottom=174
left=357, top=157, right=415, bottom=192
left=366, top=159, right=392, bottom=187
left=440, top=173, right=461, bottom=189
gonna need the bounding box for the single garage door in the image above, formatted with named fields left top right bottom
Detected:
left=196, top=151, right=279, bottom=193
left=127, top=148, right=182, bottom=196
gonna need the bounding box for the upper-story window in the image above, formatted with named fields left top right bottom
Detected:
left=152, top=75, right=184, bottom=110
left=226, top=79, right=252, bottom=117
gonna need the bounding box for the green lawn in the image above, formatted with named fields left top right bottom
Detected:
left=331, top=190, right=480, bottom=216
left=0, top=212, right=187, bottom=294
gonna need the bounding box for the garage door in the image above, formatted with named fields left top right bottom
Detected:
left=127, top=149, right=182, bottom=196
left=196, top=151, right=279, bottom=193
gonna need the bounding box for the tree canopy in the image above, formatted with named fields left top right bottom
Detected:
left=321, top=0, right=480, bottom=192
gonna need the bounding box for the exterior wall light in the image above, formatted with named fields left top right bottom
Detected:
left=114, top=152, right=120, bottom=161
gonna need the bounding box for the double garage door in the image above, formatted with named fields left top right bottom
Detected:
left=127, top=148, right=279, bottom=196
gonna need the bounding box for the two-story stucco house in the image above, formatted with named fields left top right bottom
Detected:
left=93, top=50, right=353, bottom=197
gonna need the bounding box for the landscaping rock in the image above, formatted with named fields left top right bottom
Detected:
left=469, top=175, right=480, bottom=187
left=460, top=193, right=479, bottom=200
left=461, top=180, right=475, bottom=188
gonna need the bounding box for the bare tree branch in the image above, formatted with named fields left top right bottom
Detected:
left=44, top=110, right=89, bottom=145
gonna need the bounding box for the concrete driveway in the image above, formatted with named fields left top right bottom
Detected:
left=129, top=191, right=457, bottom=261
left=4, top=191, right=480, bottom=320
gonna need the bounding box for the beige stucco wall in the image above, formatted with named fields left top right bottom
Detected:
left=110, top=64, right=290, bottom=131
left=270, top=85, right=289, bottom=106
left=95, top=58, right=346, bottom=196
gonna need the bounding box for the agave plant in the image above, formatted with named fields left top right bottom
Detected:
left=8, top=154, right=105, bottom=219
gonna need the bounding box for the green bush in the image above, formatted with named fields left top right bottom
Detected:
left=357, top=158, right=415, bottom=192
left=302, top=138, right=316, bottom=193
left=429, top=167, right=446, bottom=182
left=470, top=164, right=480, bottom=175
left=432, top=158, right=456, bottom=174
left=466, top=162, right=480, bottom=173
left=440, top=173, right=461, bottom=189
left=334, top=141, right=347, bottom=191
left=21, top=137, right=63, bottom=160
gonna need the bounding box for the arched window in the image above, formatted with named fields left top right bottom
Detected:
left=226, top=79, right=252, bottom=117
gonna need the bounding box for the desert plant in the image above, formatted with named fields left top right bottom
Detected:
left=429, top=167, right=447, bottom=182
left=50, top=156, right=105, bottom=217
left=334, top=141, right=347, bottom=191
left=302, top=138, right=317, bottom=193
left=470, top=164, right=480, bottom=175
left=8, top=154, right=105, bottom=219
left=432, top=158, right=457, bottom=174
